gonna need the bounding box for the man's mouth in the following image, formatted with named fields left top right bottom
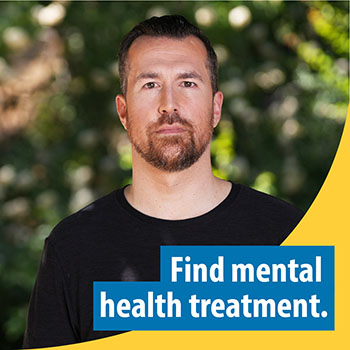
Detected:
left=156, top=126, right=186, bottom=135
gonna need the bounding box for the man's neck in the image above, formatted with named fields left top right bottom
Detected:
left=124, top=149, right=232, bottom=220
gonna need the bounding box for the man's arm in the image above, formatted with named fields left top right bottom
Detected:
left=23, top=239, right=79, bottom=348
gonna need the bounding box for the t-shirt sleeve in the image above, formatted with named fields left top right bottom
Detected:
left=23, top=239, right=79, bottom=348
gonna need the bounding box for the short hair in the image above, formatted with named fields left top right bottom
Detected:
left=118, top=15, right=218, bottom=95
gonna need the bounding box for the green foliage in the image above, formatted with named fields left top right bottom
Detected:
left=0, top=1, right=348, bottom=349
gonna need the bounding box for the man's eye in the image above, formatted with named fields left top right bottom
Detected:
left=144, top=82, right=157, bottom=89
left=182, top=81, right=196, bottom=88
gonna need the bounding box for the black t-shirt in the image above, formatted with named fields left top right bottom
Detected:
left=23, top=183, right=304, bottom=348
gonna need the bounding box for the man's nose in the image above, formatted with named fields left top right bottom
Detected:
left=158, top=87, right=178, bottom=114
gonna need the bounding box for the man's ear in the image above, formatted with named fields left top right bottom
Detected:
left=213, top=91, right=223, bottom=128
left=116, top=94, right=127, bottom=130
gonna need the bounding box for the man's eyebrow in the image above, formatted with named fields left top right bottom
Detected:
left=135, top=72, right=160, bottom=81
left=135, top=71, right=204, bottom=82
left=177, top=71, right=203, bottom=82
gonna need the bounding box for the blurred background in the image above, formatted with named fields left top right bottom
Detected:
left=0, top=1, right=348, bottom=348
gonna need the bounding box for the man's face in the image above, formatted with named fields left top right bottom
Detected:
left=116, top=35, right=223, bottom=172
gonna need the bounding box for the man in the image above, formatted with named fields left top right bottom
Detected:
left=23, top=15, right=303, bottom=348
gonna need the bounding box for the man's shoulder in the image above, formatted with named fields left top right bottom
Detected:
left=47, top=189, right=120, bottom=246
left=232, top=184, right=304, bottom=244
left=239, top=184, right=304, bottom=218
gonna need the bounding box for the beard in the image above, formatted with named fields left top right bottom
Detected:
left=126, top=110, right=214, bottom=172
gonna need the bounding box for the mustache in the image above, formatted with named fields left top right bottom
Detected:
left=152, top=111, right=194, bottom=130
